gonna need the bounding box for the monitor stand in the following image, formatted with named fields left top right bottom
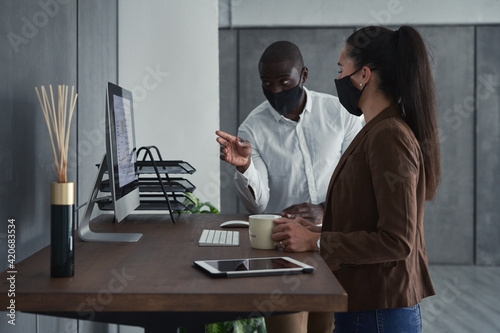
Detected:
left=79, top=155, right=142, bottom=242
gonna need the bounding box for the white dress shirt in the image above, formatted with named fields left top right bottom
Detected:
left=235, top=87, right=362, bottom=214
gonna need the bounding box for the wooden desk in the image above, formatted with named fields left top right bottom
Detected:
left=0, top=214, right=346, bottom=332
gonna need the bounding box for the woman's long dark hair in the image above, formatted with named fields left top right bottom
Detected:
left=346, top=26, right=441, bottom=201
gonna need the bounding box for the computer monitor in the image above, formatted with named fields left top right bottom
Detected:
left=105, top=82, right=140, bottom=222
left=79, top=82, right=142, bottom=242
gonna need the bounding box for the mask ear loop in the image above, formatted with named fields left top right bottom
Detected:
left=347, top=67, right=363, bottom=90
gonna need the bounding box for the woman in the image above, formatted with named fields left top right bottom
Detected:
left=272, top=26, right=440, bottom=332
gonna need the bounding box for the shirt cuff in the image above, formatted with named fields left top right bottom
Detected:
left=234, top=159, right=259, bottom=188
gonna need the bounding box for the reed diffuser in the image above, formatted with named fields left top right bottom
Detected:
left=35, top=85, right=78, bottom=277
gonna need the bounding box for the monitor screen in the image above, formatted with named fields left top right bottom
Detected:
left=106, top=82, right=140, bottom=222
left=112, top=94, right=136, bottom=188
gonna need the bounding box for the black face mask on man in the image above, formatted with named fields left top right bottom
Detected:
left=263, top=69, right=304, bottom=116
left=334, top=67, right=365, bottom=117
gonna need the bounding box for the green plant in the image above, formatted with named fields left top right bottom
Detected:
left=182, top=192, right=220, bottom=214
left=205, top=317, right=266, bottom=333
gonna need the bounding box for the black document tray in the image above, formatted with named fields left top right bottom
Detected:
left=136, top=160, right=196, bottom=175
left=97, top=193, right=195, bottom=212
left=100, top=178, right=195, bottom=193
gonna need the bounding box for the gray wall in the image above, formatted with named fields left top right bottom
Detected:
left=476, top=26, right=500, bottom=265
left=0, top=0, right=75, bottom=330
left=219, top=26, right=500, bottom=265
left=77, top=0, right=119, bottom=224
left=219, top=29, right=240, bottom=213
left=0, top=0, right=142, bottom=332
left=419, top=26, right=475, bottom=265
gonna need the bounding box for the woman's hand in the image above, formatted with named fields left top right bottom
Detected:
left=272, top=217, right=320, bottom=252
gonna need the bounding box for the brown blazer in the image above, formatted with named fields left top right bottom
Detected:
left=321, top=104, right=435, bottom=312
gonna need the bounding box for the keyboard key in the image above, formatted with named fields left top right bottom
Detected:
left=214, top=230, right=221, bottom=243
left=199, top=229, right=209, bottom=243
left=232, top=231, right=239, bottom=246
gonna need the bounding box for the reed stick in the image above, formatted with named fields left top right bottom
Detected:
left=35, top=85, right=78, bottom=183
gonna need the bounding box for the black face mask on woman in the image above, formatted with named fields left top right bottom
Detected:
left=334, top=68, right=365, bottom=116
left=263, top=69, right=304, bottom=116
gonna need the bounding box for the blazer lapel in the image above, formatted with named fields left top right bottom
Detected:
left=324, top=125, right=366, bottom=198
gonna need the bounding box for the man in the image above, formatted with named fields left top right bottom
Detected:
left=217, top=41, right=361, bottom=221
left=216, top=41, right=362, bottom=333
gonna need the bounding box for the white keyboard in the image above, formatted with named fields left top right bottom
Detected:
left=198, top=229, right=240, bottom=247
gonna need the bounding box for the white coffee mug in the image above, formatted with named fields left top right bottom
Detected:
left=248, top=214, right=281, bottom=249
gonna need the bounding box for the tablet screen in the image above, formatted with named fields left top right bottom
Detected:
left=206, top=258, right=302, bottom=272
left=194, top=256, right=314, bottom=278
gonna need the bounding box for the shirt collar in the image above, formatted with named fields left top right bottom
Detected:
left=302, top=87, right=312, bottom=114
left=267, top=86, right=311, bottom=122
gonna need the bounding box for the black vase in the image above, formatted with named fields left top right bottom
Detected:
left=50, top=182, right=75, bottom=277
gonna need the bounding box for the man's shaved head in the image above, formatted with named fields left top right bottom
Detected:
left=259, top=41, right=304, bottom=70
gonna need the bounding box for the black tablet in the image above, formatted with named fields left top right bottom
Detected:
left=193, top=256, right=315, bottom=278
